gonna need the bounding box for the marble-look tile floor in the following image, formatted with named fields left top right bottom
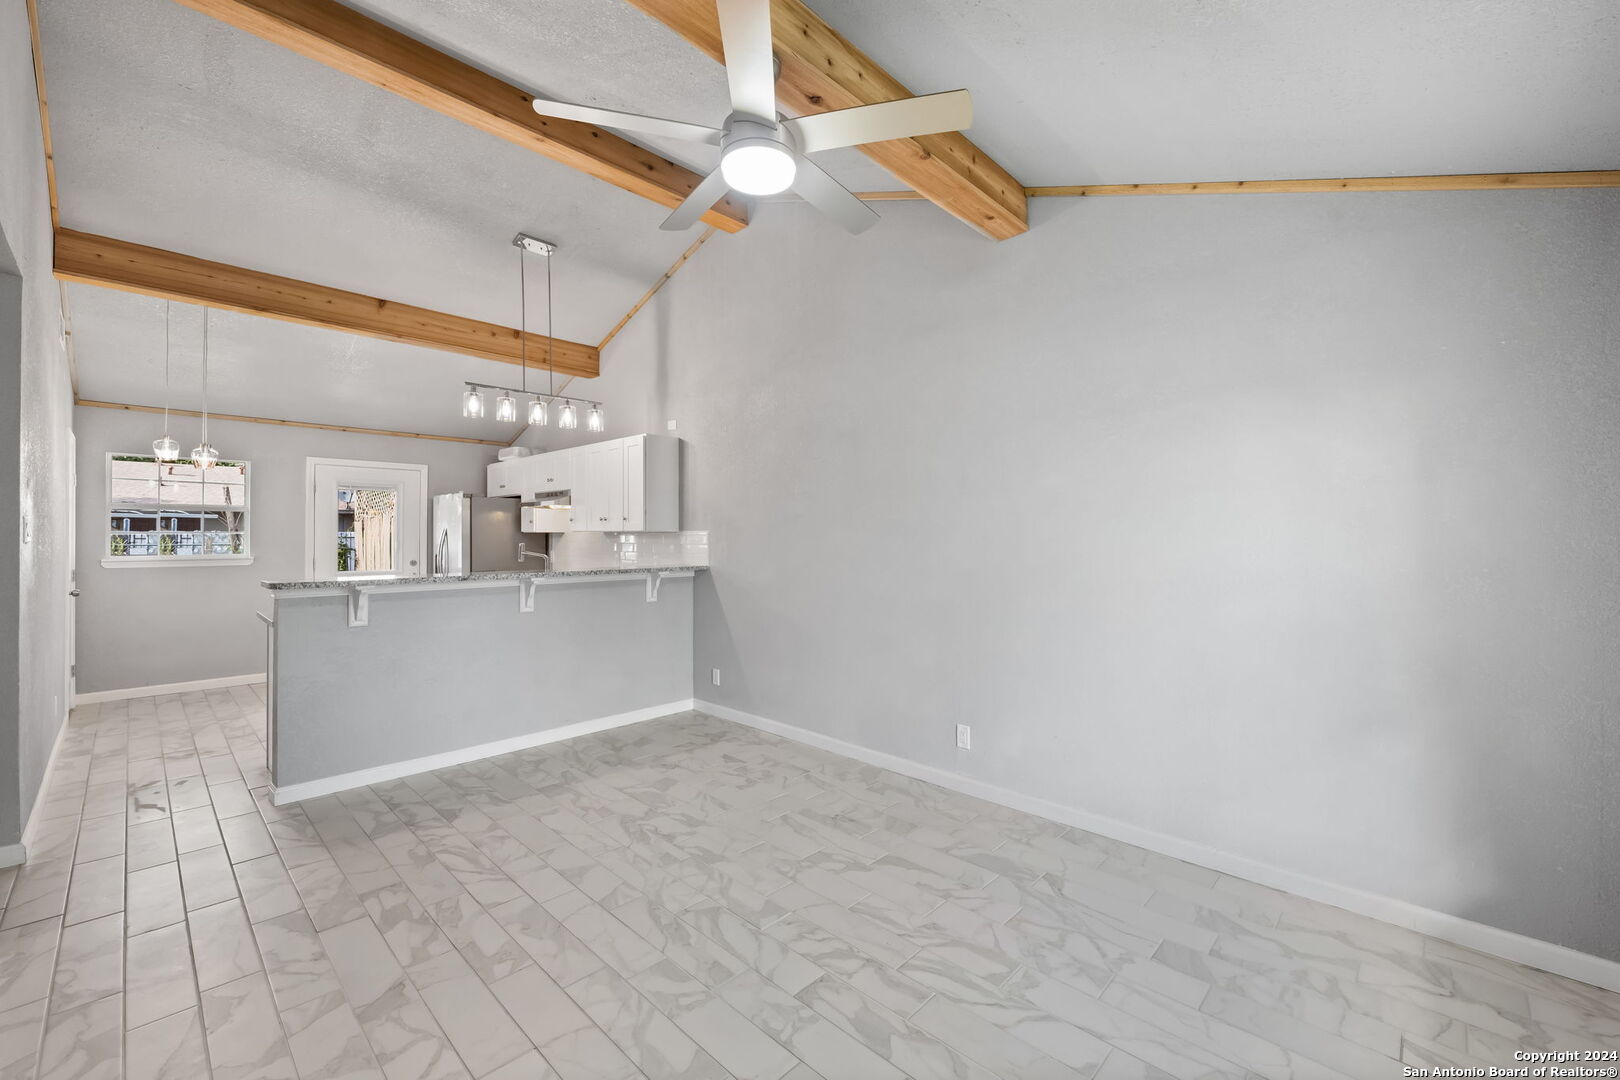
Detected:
left=1, top=688, right=1617, bottom=1080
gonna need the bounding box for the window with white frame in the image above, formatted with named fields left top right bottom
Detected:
left=105, top=454, right=251, bottom=563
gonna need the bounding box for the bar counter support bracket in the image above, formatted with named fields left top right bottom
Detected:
left=647, top=571, right=669, bottom=603
left=520, top=579, right=540, bottom=613
left=347, top=586, right=375, bottom=628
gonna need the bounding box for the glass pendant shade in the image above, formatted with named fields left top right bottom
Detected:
left=462, top=387, right=485, bottom=418
left=191, top=443, right=219, bottom=469
left=586, top=404, right=604, bottom=432
left=557, top=400, right=578, bottom=430
left=527, top=398, right=548, bottom=426
left=495, top=392, right=517, bottom=423
left=152, top=434, right=180, bottom=461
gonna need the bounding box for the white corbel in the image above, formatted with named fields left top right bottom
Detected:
left=346, top=585, right=375, bottom=627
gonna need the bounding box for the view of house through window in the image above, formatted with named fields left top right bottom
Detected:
left=338, top=487, right=398, bottom=572
left=107, top=454, right=250, bottom=560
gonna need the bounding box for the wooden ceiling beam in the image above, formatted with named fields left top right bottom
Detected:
left=77, top=399, right=510, bottom=447
left=55, top=230, right=601, bottom=378
left=169, top=0, right=748, bottom=233
left=856, top=170, right=1620, bottom=201
left=622, top=0, right=1028, bottom=241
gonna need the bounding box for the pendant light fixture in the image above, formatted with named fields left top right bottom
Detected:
left=190, top=308, right=219, bottom=469
left=152, top=300, right=180, bottom=461
left=460, top=234, right=603, bottom=433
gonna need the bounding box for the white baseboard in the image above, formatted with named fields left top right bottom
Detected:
left=0, top=843, right=24, bottom=869
left=695, top=698, right=1620, bottom=995
left=74, top=672, right=266, bottom=706
left=17, top=703, right=72, bottom=861
left=271, top=698, right=696, bottom=805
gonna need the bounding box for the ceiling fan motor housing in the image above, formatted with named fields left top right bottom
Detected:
left=722, top=117, right=796, bottom=157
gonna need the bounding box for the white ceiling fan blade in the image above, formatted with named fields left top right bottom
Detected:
left=716, top=0, right=778, bottom=123
left=781, top=90, right=973, bottom=154
left=790, top=157, right=879, bottom=234
left=531, top=97, right=722, bottom=145
left=661, top=166, right=734, bottom=231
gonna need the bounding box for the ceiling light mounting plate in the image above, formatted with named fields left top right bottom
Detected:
left=512, top=234, right=557, bottom=257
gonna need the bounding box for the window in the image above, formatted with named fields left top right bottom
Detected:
left=105, top=453, right=251, bottom=565
left=336, top=486, right=399, bottom=573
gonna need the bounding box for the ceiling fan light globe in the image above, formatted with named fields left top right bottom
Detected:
left=721, top=143, right=796, bottom=195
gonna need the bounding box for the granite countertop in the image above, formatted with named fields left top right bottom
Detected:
left=261, top=567, right=707, bottom=590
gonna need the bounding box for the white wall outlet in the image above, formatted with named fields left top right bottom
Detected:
left=956, top=724, right=972, bottom=750
left=711, top=667, right=721, bottom=687
left=667, top=420, right=678, bottom=431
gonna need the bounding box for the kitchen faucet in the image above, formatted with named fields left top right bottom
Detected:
left=517, top=543, right=551, bottom=571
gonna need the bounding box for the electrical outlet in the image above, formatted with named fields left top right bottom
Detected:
left=667, top=419, right=678, bottom=431
left=956, top=724, right=971, bottom=750
left=711, top=668, right=721, bottom=687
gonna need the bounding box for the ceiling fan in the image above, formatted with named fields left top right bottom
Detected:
left=529, top=0, right=973, bottom=234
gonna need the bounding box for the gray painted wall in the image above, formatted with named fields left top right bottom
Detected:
left=3, top=1, right=73, bottom=851
left=73, top=407, right=493, bottom=693
left=271, top=577, right=693, bottom=786
left=605, top=192, right=1620, bottom=962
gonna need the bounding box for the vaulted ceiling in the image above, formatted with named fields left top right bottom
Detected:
left=39, top=0, right=1620, bottom=440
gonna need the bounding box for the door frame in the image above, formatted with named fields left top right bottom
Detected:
left=303, top=458, right=429, bottom=580
left=66, top=429, right=77, bottom=706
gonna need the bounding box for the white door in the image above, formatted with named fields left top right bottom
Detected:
left=601, top=439, right=625, bottom=531
left=66, top=430, right=77, bottom=706
left=621, top=436, right=644, bottom=532
left=307, top=459, right=428, bottom=579
left=572, top=444, right=600, bottom=531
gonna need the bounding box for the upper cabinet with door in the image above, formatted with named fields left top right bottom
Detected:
left=487, top=448, right=574, bottom=501
left=486, top=435, right=678, bottom=532
left=486, top=457, right=525, bottom=497
left=572, top=435, right=678, bottom=532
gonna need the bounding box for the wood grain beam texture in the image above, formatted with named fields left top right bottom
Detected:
left=76, top=400, right=508, bottom=446
left=623, top=0, right=1028, bottom=241
left=168, top=0, right=748, bottom=233
left=55, top=230, right=601, bottom=378
left=855, top=170, right=1620, bottom=201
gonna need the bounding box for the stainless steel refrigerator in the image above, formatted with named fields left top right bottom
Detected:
left=431, top=494, right=526, bottom=574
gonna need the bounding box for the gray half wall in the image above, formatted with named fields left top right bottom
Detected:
left=270, top=576, right=693, bottom=787
left=608, top=191, right=1620, bottom=963
left=73, top=406, right=493, bottom=694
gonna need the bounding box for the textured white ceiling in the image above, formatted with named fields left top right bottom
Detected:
left=42, top=0, right=1620, bottom=436
left=810, top=0, right=1620, bottom=184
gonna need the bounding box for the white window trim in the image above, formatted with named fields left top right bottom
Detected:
left=104, top=451, right=254, bottom=567
left=304, top=457, right=429, bottom=580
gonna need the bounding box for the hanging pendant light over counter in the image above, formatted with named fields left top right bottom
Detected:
left=152, top=299, right=180, bottom=461
left=190, top=308, right=220, bottom=469
left=460, top=233, right=603, bottom=435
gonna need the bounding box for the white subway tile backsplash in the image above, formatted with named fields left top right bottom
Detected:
left=549, top=531, right=708, bottom=572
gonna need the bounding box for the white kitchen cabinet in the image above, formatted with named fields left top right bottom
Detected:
left=520, top=449, right=573, bottom=500
left=486, top=457, right=525, bottom=497
left=570, top=434, right=678, bottom=532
